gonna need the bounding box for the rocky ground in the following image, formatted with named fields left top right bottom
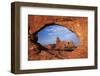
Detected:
left=28, top=41, right=87, bottom=60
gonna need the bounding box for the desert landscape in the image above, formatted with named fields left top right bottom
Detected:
left=28, top=15, right=88, bottom=60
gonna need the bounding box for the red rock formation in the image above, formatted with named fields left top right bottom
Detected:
left=55, top=37, right=65, bottom=50
left=28, top=15, right=88, bottom=60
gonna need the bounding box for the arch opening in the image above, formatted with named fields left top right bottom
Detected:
left=37, top=24, right=80, bottom=51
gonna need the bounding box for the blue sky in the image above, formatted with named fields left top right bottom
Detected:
left=37, top=24, right=80, bottom=46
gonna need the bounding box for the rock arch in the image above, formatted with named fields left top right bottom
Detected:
left=28, top=15, right=88, bottom=59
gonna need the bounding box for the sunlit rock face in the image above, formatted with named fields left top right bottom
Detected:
left=28, top=15, right=88, bottom=60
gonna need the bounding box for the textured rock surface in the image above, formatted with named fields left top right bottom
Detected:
left=28, top=15, right=88, bottom=60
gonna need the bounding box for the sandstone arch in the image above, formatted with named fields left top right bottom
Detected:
left=28, top=15, right=88, bottom=59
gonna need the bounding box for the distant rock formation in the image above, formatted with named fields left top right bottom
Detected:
left=45, top=37, right=76, bottom=51
left=55, top=37, right=65, bottom=50
left=55, top=37, right=76, bottom=51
